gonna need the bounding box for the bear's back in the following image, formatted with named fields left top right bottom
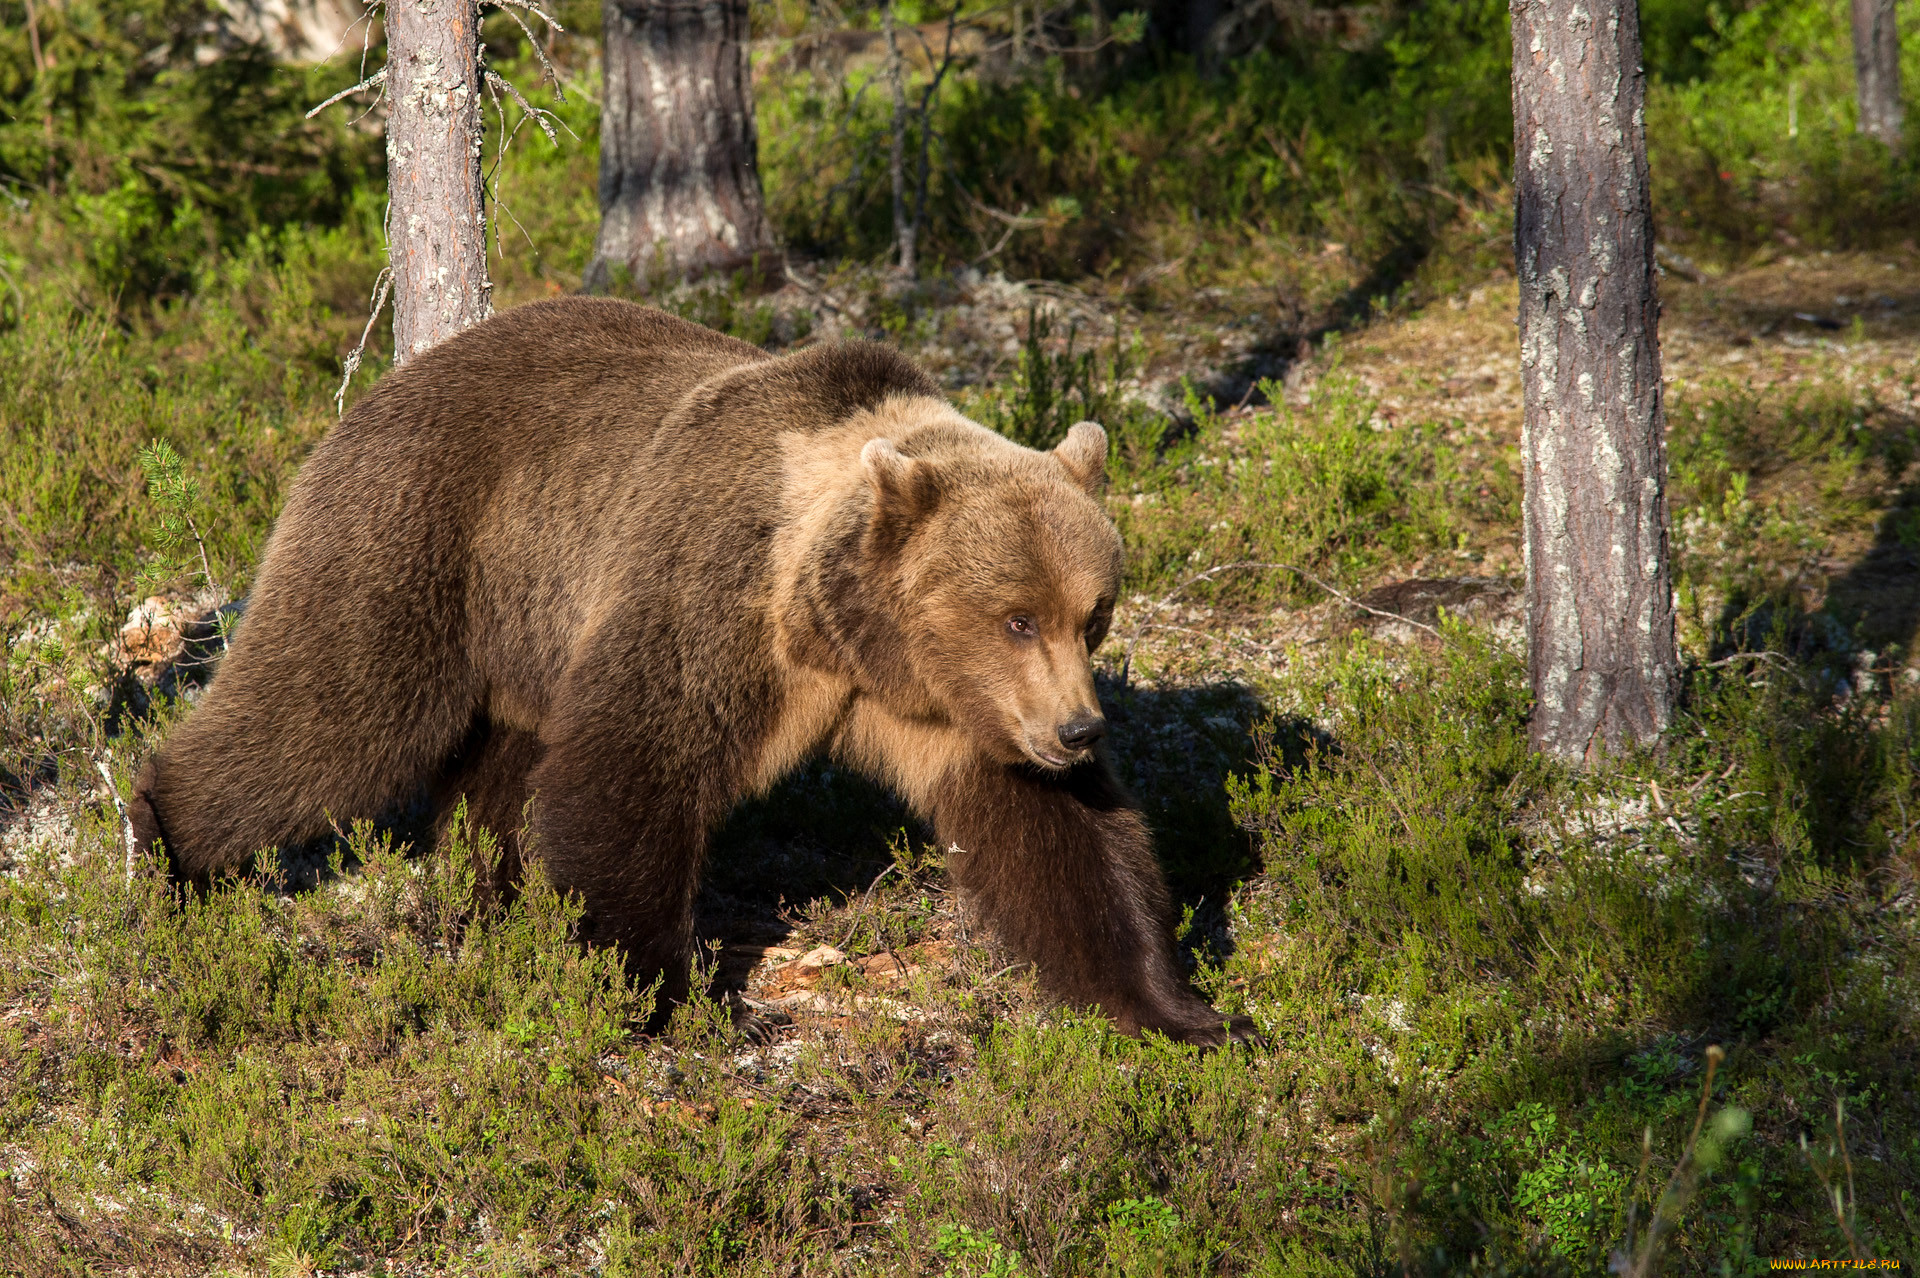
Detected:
left=318, top=297, right=939, bottom=486
left=247, top=298, right=943, bottom=722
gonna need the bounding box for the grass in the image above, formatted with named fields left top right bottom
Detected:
left=5, top=2, right=1920, bottom=1271
left=6, top=252, right=1920, bottom=1269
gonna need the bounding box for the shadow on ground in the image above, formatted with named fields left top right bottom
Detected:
left=694, top=675, right=1275, bottom=997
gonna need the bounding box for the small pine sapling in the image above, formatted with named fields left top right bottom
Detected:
left=136, top=439, right=222, bottom=601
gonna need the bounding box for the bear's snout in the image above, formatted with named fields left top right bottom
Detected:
left=1056, top=714, right=1106, bottom=751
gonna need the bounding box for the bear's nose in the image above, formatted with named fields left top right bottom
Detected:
left=1057, top=715, right=1106, bottom=751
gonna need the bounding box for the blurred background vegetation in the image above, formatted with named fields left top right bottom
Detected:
left=1, top=0, right=1915, bottom=312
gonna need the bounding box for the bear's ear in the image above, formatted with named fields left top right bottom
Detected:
left=1054, top=420, right=1109, bottom=497
left=861, top=437, right=939, bottom=528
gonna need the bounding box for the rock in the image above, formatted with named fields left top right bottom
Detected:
left=795, top=945, right=848, bottom=970
left=111, top=591, right=245, bottom=721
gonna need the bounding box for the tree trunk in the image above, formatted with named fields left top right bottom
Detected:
left=385, top=0, right=492, bottom=363
left=586, top=0, right=776, bottom=292
left=884, top=1, right=915, bottom=277
left=1852, top=0, right=1904, bottom=146
left=1511, top=0, right=1679, bottom=763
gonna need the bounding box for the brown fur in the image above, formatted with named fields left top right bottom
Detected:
left=131, top=296, right=1245, bottom=1043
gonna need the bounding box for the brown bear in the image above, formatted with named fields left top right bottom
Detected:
left=131, top=297, right=1246, bottom=1044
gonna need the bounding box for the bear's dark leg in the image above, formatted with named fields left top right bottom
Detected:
left=929, top=756, right=1251, bottom=1045
left=431, top=717, right=543, bottom=901
left=134, top=634, right=480, bottom=886
left=522, top=726, right=714, bottom=1012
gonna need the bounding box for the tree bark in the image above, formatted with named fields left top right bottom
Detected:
left=1851, top=0, right=1904, bottom=146
left=884, top=1, right=915, bottom=277
left=1511, top=0, right=1679, bottom=763
left=586, top=0, right=776, bottom=291
left=385, top=0, right=492, bottom=363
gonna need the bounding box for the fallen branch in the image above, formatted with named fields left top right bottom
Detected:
left=1119, top=561, right=1440, bottom=689
left=1132, top=622, right=1283, bottom=666
left=1702, top=650, right=1791, bottom=670
left=1655, top=243, right=1708, bottom=284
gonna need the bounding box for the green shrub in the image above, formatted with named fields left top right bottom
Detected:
left=1648, top=0, right=1920, bottom=253
left=0, top=0, right=383, bottom=299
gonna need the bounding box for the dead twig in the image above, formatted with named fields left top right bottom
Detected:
left=333, top=265, right=394, bottom=415
left=94, top=754, right=136, bottom=887
left=484, top=71, right=565, bottom=147
left=305, top=68, right=387, bottom=121
left=835, top=862, right=900, bottom=954
left=1620, top=1044, right=1725, bottom=1278
left=483, top=0, right=568, bottom=99
left=1800, top=1097, right=1867, bottom=1260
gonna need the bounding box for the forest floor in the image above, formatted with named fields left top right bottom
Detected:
left=3, top=246, right=1920, bottom=1275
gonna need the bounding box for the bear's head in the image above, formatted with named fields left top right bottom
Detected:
left=852, top=415, right=1123, bottom=771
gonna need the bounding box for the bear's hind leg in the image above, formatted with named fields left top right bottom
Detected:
left=431, top=717, right=542, bottom=902
left=134, top=656, right=478, bottom=886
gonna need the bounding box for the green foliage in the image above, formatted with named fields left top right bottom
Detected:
left=0, top=0, right=382, bottom=299
left=1228, top=630, right=1544, bottom=993
left=986, top=307, right=1140, bottom=450
left=135, top=438, right=218, bottom=595
left=1647, top=0, right=1920, bottom=253
left=764, top=2, right=1514, bottom=280
left=1095, top=371, right=1482, bottom=603
left=1492, top=1102, right=1630, bottom=1259
left=0, top=234, right=365, bottom=606
left=935, top=1221, right=1029, bottom=1278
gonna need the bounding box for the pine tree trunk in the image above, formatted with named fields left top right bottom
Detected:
left=1511, top=0, right=1679, bottom=763
left=385, top=0, right=492, bottom=363
left=1852, top=0, right=1904, bottom=146
left=884, top=2, right=915, bottom=277
left=586, top=0, right=776, bottom=291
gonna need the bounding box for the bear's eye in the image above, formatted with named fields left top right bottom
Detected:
left=1006, top=614, right=1038, bottom=638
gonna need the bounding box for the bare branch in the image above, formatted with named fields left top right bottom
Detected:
left=334, top=265, right=394, bottom=416
left=482, top=79, right=544, bottom=261
left=315, top=0, right=384, bottom=72
left=94, top=754, right=135, bottom=887
left=483, top=0, right=568, bottom=100
left=306, top=68, right=387, bottom=120
left=958, top=186, right=1048, bottom=228
left=484, top=70, right=563, bottom=146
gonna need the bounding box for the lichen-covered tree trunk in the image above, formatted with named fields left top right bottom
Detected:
left=586, top=0, right=776, bottom=291
left=385, top=0, right=492, bottom=362
left=1511, top=0, right=1678, bottom=763
left=1852, top=0, right=1904, bottom=146
left=883, top=1, right=915, bottom=277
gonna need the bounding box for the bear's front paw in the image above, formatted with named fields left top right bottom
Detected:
left=1164, top=1013, right=1261, bottom=1049
left=1124, top=996, right=1261, bottom=1049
